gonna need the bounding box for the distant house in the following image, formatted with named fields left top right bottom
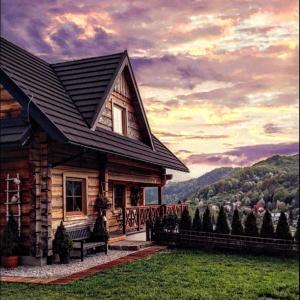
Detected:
left=0, top=37, right=188, bottom=265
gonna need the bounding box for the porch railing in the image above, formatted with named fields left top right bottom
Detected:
left=124, top=204, right=187, bottom=233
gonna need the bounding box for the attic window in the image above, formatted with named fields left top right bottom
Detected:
left=113, top=104, right=127, bottom=135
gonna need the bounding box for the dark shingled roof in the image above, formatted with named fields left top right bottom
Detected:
left=0, top=37, right=189, bottom=172
left=0, top=118, right=31, bottom=146
left=52, top=53, right=124, bottom=126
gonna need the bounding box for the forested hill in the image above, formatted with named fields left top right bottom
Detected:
left=145, top=167, right=236, bottom=204
left=190, top=154, right=299, bottom=212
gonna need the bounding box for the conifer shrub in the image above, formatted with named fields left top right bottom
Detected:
left=53, top=222, right=73, bottom=264
left=295, top=218, right=299, bottom=242
left=244, top=211, right=258, bottom=237
left=202, top=207, right=213, bottom=232
left=215, top=206, right=230, bottom=234
left=260, top=210, right=274, bottom=238
left=231, top=208, right=244, bottom=236
left=192, top=208, right=202, bottom=231
left=92, top=213, right=109, bottom=243
left=179, top=207, right=192, bottom=231
left=276, top=212, right=292, bottom=240
left=0, top=215, right=20, bottom=256
left=162, top=214, right=178, bottom=232
left=152, top=217, right=162, bottom=241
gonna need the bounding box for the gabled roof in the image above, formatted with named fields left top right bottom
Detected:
left=52, top=51, right=154, bottom=149
left=51, top=52, right=125, bottom=127
left=0, top=37, right=189, bottom=172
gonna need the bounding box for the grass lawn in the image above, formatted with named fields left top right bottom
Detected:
left=1, top=249, right=299, bottom=300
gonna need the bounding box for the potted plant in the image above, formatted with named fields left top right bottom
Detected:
left=1, top=215, right=20, bottom=268
left=53, top=222, right=73, bottom=264
left=94, top=195, right=111, bottom=214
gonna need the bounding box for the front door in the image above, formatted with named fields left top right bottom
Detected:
left=114, top=184, right=125, bottom=209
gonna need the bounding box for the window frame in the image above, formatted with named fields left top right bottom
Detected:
left=63, top=173, right=88, bottom=220
left=112, top=102, right=127, bottom=136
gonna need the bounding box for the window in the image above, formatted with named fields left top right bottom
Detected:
left=113, top=105, right=126, bottom=135
left=65, top=177, right=87, bottom=215
left=114, top=185, right=125, bottom=208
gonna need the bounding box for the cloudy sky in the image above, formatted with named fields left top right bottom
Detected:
left=1, top=0, right=299, bottom=180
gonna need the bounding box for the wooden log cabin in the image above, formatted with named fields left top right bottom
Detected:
left=0, top=37, right=188, bottom=265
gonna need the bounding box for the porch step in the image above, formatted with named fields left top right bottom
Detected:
left=108, top=235, right=126, bottom=244
left=108, top=240, right=155, bottom=251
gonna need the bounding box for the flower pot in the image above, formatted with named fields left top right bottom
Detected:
left=3, top=256, right=19, bottom=269
left=59, top=253, right=70, bottom=264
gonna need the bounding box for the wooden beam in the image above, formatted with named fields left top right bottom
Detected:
left=158, top=186, right=163, bottom=205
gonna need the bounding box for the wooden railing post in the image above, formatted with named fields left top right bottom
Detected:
left=122, top=207, right=126, bottom=235
left=137, top=207, right=140, bottom=231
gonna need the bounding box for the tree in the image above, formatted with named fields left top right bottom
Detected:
left=192, top=208, right=202, bottom=231
left=260, top=210, right=274, bottom=238
left=202, top=207, right=213, bottom=232
left=244, top=212, right=258, bottom=237
left=276, top=212, right=292, bottom=240
left=215, top=206, right=230, bottom=234
left=0, top=215, right=20, bottom=256
left=231, top=208, right=244, bottom=236
left=179, top=207, right=192, bottom=231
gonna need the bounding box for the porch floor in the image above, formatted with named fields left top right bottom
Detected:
left=109, top=231, right=154, bottom=250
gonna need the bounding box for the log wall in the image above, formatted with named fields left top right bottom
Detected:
left=0, top=85, right=22, bottom=119
left=97, top=71, right=143, bottom=141
left=0, top=148, right=32, bottom=254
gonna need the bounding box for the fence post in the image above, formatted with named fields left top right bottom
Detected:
left=146, top=220, right=150, bottom=241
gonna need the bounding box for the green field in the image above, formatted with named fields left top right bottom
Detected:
left=1, top=249, right=299, bottom=300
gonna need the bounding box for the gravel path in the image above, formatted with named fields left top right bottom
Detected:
left=0, top=250, right=135, bottom=278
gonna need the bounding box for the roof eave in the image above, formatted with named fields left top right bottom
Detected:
left=67, top=140, right=189, bottom=173
left=0, top=69, right=68, bottom=143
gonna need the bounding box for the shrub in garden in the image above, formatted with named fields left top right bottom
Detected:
left=275, top=212, right=292, bottom=240
left=215, top=206, right=230, bottom=234
left=260, top=210, right=274, bottom=238
left=202, top=207, right=213, bottom=232
left=53, top=221, right=73, bottom=264
left=179, top=207, right=192, bottom=231
left=192, top=208, right=202, bottom=231
left=0, top=215, right=20, bottom=256
left=295, top=218, right=299, bottom=241
left=162, top=214, right=178, bottom=232
left=244, top=211, right=258, bottom=237
left=92, top=213, right=109, bottom=243
left=231, top=208, right=244, bottom=236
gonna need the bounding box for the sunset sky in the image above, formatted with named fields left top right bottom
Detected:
left=1, top=0, right=299, bottom=180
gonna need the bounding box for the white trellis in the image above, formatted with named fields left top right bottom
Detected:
left=5, top=173, right=21, bottom=236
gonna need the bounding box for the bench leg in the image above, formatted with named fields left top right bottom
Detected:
left=81, top=241, right=84, bottom=262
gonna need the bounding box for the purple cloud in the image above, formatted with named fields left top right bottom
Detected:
left=185, top=142, right=299, bottom=166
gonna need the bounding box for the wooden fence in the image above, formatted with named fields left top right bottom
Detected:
left=152, top=229, right=299, bottom=257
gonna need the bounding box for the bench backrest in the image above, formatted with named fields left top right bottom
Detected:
left=66, top=226, right=92, bottom=241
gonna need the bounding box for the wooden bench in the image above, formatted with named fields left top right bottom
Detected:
left=66, top=226, right=108, bottom=261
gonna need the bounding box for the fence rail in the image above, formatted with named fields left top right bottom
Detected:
left=124, top=204, right=187, bottom=233
left=153, top=229, right=299, bottom=257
